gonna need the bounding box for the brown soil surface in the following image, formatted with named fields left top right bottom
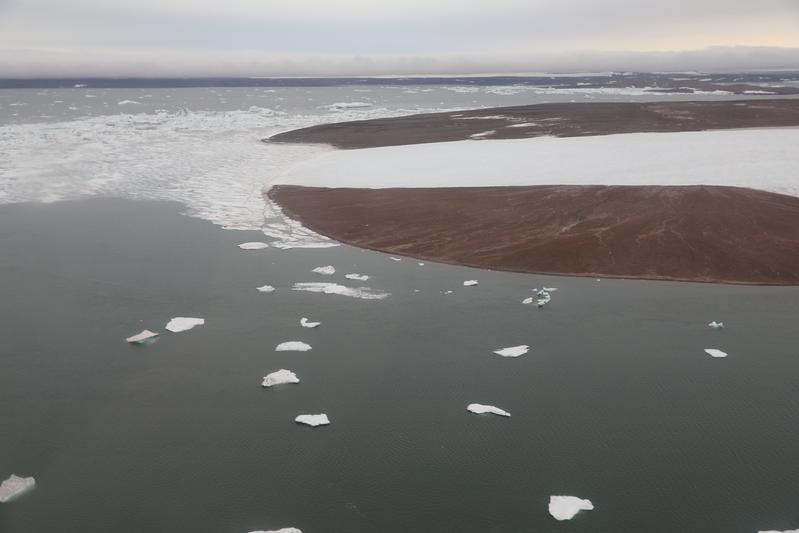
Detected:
left=269, top=185, right=799, bottom=284
left=268, top=99, right=799, bottom=149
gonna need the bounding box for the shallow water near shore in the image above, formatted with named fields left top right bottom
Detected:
left=2, top=198, right=799, bottom=533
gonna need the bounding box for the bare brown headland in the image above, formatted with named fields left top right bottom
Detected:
left=269, top=185, right=799, bottom=285
left=268, top=99, right=799, bottom=149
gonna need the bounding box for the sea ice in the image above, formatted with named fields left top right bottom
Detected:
left=276, top=341, right=312, bottom=352
left=390, top=257, right=401, bottom=261
left=312, top=265, right=336, bottom=275
left=708, top=321, right=724, bottom=329
left=467, top=403, right=511, bottom=417
left=117, top=100, right=140, bottom=105
left=321, top=102, right=372, bottom=110
left=548, top=495, right=594, bottom=520
left=418, top=262, right=425, bottom=266
left=463, top=280, right=479, bottom=286
left=262, top=369, right=300, bottom=387
left=256, top=285, right=276, bottom=293
left=0, top=474, right=36, bottom=503
left=165, top=317, right=205, bottom=333
left=238, top=242, right=269, bottom=250
left=758, top=530, right=799, bottom=533
left=248, top=529, right=302, bottom=533
left=292, top=282, right=390, bottom=300
left=542, top=287, right=558, bottom=291
left=493, top=345, right=529, bottom=357
left=704, top=348, right=728, bottom=358
left=469, top=130, right=496, bottom=139
left=522, top=297, right=534, bottom=305
left=125, top=330, right=159, bottom=344
left=295, top=414, right=330, bottom=427
left=345, top=273, right=370, bottom=281
left=300, top=317, right=320, bottom=328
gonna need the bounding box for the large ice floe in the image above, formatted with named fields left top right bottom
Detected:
left=292, top=282, right=390, bottom=300
left=548, top=495, right=594, bottom=520
left=704, top=348, right=728, bottom=358
left=300, top=317, right=321, bottom=328
left=165, top=317, right=205, bottom=333
left=295, top=414, right=330, bottom=427
left=276, top=341, right=312, bottom=352
left=493, top=345, right=529, bottom=358
left=312, top=265, right=336, bottom=275
left=125, top=330, right=160, bottom=344
left=467, top=403, right=511, bottom=417
left=0, top=474, right=36, bottom=503
left=262, top=369, right=300, bottom=387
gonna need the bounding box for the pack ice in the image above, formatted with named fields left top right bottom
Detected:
left=548, top=495, right=594, bottom=520
left=295, top=414, right=330, bottom=427
left=0, top=474, right=36, bottom=503
left=276, top=341, right=312, bottom=352
left=166, top=317, right=205, bottom=333
left=493, top=345, right=529, bottom=358
left=467, top=404, right=511, bottom=417
left=262, top=369, right=300, bottom=387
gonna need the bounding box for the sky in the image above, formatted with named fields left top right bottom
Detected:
left=0, top=0, right=798, bottom=77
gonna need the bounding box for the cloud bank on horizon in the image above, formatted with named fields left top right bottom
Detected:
left=0, top=0, right=797, bottom=76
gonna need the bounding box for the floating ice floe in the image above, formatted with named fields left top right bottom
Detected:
left=345, top=273, right=369, bottom=281
left=704, top=348, right=728, bottom=358
left=542, top=287, right=558, bottom=292
left=321, top=102, right=372, bottom=110
left=125, top=330, right=159, bottom=344
left=548, top=495, right=594, bottom=521
left=262, top=369, right=300, bottom=387
left=300, top=317, right=321, bottom=328
left=276, top=341, right=312, bottom=352
left=758, top=529, right=799, bottom=533
left=493, top=345, right=529, bottom=358
left=292, top=282, right=390, bottom=300
left=536, top=289, right=552, bottom=308
left=390, top=257, right=401, bottom=262
left=295, top=414, right=330, bottom=427
left=708, top=321, right=724, bottom=329
left=238, top=242, right=269, bottom=250
left=444, top=290, right=454, bottom=295
left=248, top=529, right=302, bottom=533
left=418, top=262, right=425, bottom=266
left=166, top=317, right=205, bottom=333
left=117, top=100, right=140, bottom=105
left=469, top=130, right=496, bottom=139
left=312, top=265, right=336, bottom=275
left=463, top=280, right=479, bottom=286
left=522, top=297, right=534, bottom=305
left=0, top=474, right=36, bottom=503
left=256, top=285, right=276, bottom=293
left=467, top=403, right=511, bottom=417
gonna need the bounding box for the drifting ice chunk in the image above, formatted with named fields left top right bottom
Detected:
left=463, top=280, right=479, bottom=286
left=117, top=99, right=139, bottom=105
left=166, top=317, right=204, bottom=333
left=390, top=257, right=401, bottom=261
left=542, top=287, right=558, bottom=292
left=704, top=348, right=728, bottom=358
left=493, top=345, right=529, bottom=357
left=522, top=297, right=534, bottom=305
left=300, top=317, right=321, bottom=328
left=295, top=414, right=330, bottom=427
left=536, top=289, right=552, bottom=307
left=312, top=265, right=336, bottom=275
left=276, top=341, right=311, bottom=352
left=758, top=530, right=799, bottom=533
left=0, top=475, right=36, bottom=503
left=125, top=329, right=159, bottom=344
left=262, top=369, right=300, bottom=387
left=256, top=285, right=276, bottom=293
left=238, top=242, right=269, bottom=250
left=345, top=273, right=370, bottom=281
left=467, top=403, right=511, bottom=417
left=248, top=529, right=302, bottom=533
left=292, top=282, right=390, bottom=300
left=708, top=321, right=724, bottom=329
left=418, top=262, right=425, bottom=266
left=549, top=495, right=594, bottom=521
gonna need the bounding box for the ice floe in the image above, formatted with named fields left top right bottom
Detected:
left=390, top=257, right=402, bottom=261
left=522, top=297, right=534, bottom=305
left=345, top=273, right=370, bottom=281
left=292, top=282, right=390, bottom=300
left=166, top=317, right=205, bottom=333
left=117, top=100, right=140, bottom=105
left=463, top=280, right=479, bottom=286
left=295, top=414, right=330, bottom=427
left=467, top=403, right=511, bottom=417
left=300, top=317, right=320, bottom=328
left=548, top=495, right=594, bottom=521
left=256, top=285, right=276, bottom=293
left=321, top=102, right=372, bottom=110
left=469, top=130, right=496, bottom=139
left=248, top=529, right=302, bottom=533
left=125, top=330, right=160, bottom=344
left=312, top=265, right=336, bottom=275
left=276, top=341, right=312, bottom=352
left=0, top=474, right=36, bottom=503
left=758, top=529, right=799, bottom=533
left=262, top=369, right=300, bottom=387
left=708, top=321, right=724, bottom=329
left=418, top=262, right=425, bottom=266
left=238, top=242, right=269, bottom=250
left=493, top=345, right=529, bottom=357
left=536, top=289, right=552, bottom=307
left=704, top=348, right=728, bottom=358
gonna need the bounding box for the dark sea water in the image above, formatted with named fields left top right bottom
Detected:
left=1, top=198, right=798, bottom=533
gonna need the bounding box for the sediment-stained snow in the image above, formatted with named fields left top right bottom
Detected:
left=467, top=403, right=511, bottom=417
left=262, top=369, right=300, bottom=387
left=312, top=265, right=336, bottom=275
left=281, top=128, right=799, bottom=198
left=0, top=475, right=36, bottom=503
left=493, top=345, right=529, bottom=357
left=704, top=348, right=728, bottom=358
left=549, top=495, right=594, bottom=520
left=125, top=330, right=159, bottom=344
left=276, top=341, right=311, bottom=352
left=463, top=280, right=479, bottom=286
left=238, top=242, right=269, bottom=250
left=295, top=414, right=330, bottom=427
left=166, top=317, right=205, bottom=333
left=300, top=317, right=321, bottom=328
left=292, top=282, right=390, bottom=300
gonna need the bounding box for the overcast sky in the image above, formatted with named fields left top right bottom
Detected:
left=1, top=0, right=798, bottom=77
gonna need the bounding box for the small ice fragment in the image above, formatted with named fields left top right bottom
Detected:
left=522, top=297, right=534, bottom=305
left=262, top=369, right=299, bottom=387
left=704, top=348, right=728, bottom=358
left=536, top=289, right=552, bottom=307
left=276, top=341, right=312, bottom=352
left=467, top=403, right=511, bottom=417
left=248, top=529, right=303, bottom=533
left=292, top=282, right=390, bottom=300
left=548, top=495, right=594, bottom=521
left=166, top=317, right=204, bottom=333
left=758, top=530, right=799, bottom=533
left=542, top=287, right=558, bottom=291
left=418, top=262, right=425, bottom=266
left=0, top=475, right=36, bottom=503
left=445, top=290, right=454, bottom=294
left=256, top=285, right=276, bottom=293
left=345, top=273, right=369, bottom=281
left=312, top=265, right=335, bottom=275
left=493, top=345, right=529, bottom=357
left=125, top=330, right=159, bottom=344
left=390, top=257, right=401, bottom=261
left=463, top=280, right=479, bottom=286
left=708, top=321, right=724, bottom=329
left=238, top=242, right=269, bottom=250
left=117, top=99, right=139, bottom=105
left=295, top=414, right=330, bottom=427
left=300, top=317, right=320, bottom=328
